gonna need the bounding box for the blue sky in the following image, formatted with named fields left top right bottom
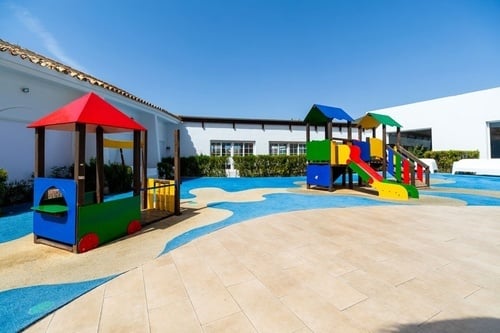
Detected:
left=1, top=0, right=500, bottom=120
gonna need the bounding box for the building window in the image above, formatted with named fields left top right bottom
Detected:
left=490, top=122, right=500, bottom=158
left=243, top=142, right=254, bottom=155
left=270, top=142, right=306, bottom=155
left=289, top=143, right=306, bottom=155
left=388, top=128, right=432, bottom=151
left=211, top=141, right=254, bottom=156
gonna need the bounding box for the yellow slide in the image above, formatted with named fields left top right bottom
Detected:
left=370, top=180, right=409, bottom=201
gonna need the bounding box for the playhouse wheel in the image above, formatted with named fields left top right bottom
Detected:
left=127, top=220, right=142, bottom=235
left=78, top=233, right=99, bottom=253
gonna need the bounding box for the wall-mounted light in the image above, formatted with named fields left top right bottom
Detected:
left=21, top=87, right=30, bottom=93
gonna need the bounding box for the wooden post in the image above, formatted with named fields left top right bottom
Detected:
left=325, top=121, right=333, bottom=140
left=347, top=121, right=352, bottom=141
left=396, top=127, right=401, bottom=148
left=382, top=124, right=387, bottom=178
left=142, top=130, right=148, bottom=209
left=34, top=127, right=45, bottom=177
left=306, top=123, right=310, bottom=143
left=95, top=126, right=104, bottom=204
left=174, top=129, right=181, bottom=215
left=75, top=123, right=86, bottom=206
left=133, top=130, right=141, bottom=196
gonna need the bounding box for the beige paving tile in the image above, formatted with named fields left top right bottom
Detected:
left=381, top=285, right=441, bottom=325
left=463, top=287, right=500, bottom=317
left=284, top=259, right=368, bottom=310
left=142, top=256, right=189, bottom=310
left=148, top=298, right=202, bottom=333
left=99, top=267, right=149, bottom=332
left=193, top=234, right=256, bottom=287
left=257, top=268, right=304, bottom=298
left=202, top=312, right=257, bottom=333
left=280, top=286, right=366, bottom=333
left=228, top=278, right=306, bottom=332
left=43, top=284, right=105, bottom=333
left=339, top=269, right=396, bottom=297
left=172, top=243, right=240, bottom=324
left=342, top=297, right=404, bottom=332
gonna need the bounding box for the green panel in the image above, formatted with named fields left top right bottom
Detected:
left=395, top=154, right=402, bottom=181
left=306, top=140, right=331, bottom=162
left=32, top=204, right=68, bottom=214
left=348, top=162, right=371, bottom=183
left=78, top=196, right=141, bottom=245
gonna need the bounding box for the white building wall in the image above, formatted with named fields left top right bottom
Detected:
left=1, top=51, right=180, bottom=181
left=180, top=121, right=337, bottom=156
left=372, top=87, right=500, bottom=158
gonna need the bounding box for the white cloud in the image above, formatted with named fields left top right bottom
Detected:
left=9, top=4, right=86, bottom=71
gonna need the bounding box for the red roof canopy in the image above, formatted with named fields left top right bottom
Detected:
left=27, top=92, right=146, bottom=133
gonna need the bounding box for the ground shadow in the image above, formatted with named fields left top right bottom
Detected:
left=381, top=317, right=500, bottom=333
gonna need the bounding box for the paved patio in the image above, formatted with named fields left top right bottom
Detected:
left=22, top=185, right=500, bottom=332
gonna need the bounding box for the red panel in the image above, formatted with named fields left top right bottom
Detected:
left=417, top=164, right=423, bottom=181
left=403, top=159, right=410, bottom=184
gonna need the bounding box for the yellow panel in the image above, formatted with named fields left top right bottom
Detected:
left=146, top=178, right=175, bottom=212
left=337, top=144, right=351, bottom=164
left=369, top=138, right=383, bottom=158
left=330, top=141, right=337, bottom=165
left=104, top=138, right=134, bottom=149
left=371, top=180, right=408, bottom=201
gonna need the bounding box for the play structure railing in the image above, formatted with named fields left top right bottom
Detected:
left=146, top=179, right=176, bottom=213
left=386, top=145, right=430, bottom=187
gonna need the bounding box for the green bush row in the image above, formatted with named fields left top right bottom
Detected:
left=423, top=150, right=479, bottom=173
left=0, top=161, right=133, bottom=209
left=157, top=155, right=307, bottom=178
left=0, top=168, right=33, bottom=209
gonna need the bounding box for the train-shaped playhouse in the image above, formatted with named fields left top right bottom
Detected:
left=28, top=92, right=180, bottom=253
left=304, top=104, right=430, bottom=200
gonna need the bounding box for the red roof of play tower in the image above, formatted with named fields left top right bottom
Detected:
left=27, top=92, right=146, bottom=133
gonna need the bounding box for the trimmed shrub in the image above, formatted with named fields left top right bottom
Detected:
left=423, top=150, right=479, bottom=173
left=158, top=155, right=307, bottom=178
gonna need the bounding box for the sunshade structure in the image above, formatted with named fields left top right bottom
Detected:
left=304, top=104, right=354, bottom=125
left=304, top=104, right=355, bottom=141
left=28, top=92, right=146, bottom=133
left=356, top=112, right=402, bottom=130
left=28, top=92, right=147, bottom=206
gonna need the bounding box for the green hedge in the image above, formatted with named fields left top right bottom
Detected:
left=0, top=168, right=33, bottom=209
left=234, top=155, right=306, bottom=176
left=157, top=155, right=307, bottom=178
left=423, top=150, right=479, bottom=173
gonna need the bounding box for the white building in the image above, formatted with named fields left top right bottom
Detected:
left=178, top=115, right=348, bottom=157
left=371, top=87, right=500, bottom=159
left=2, top=38, right=500, bottom=181
left=0, top=39, right=180, bottom=181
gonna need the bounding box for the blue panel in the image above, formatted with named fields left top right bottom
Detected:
left=387, top=149, right=394, bottom=175
left=33, top=178, right=77, bottom=245
left=352, top=140, right=370, bottom=162
left=307, top=164, right=332, bottom=187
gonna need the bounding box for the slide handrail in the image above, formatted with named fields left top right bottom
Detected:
left=392, top=145, right=430, bottom=187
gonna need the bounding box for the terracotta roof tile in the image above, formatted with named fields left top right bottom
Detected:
left=0, top=39, right=180, bottom=121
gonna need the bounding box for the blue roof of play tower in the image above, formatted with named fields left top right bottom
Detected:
left=304, top=104, right=354, bottom=125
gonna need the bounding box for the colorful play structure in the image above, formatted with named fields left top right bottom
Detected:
left=28, top=92, right=180, bottom=253
left=304, top=104, right=430, bottom=200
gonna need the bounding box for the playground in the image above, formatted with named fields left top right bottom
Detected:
left=1, top=174, right=500, bottom=332
left=1, top=99, right=500, bottom=331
